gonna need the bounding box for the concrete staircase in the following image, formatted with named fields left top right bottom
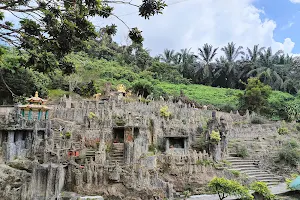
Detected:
left=86, top=149, right=95, bottom=160
left=227, top=156, right=283, bottom=186
left=109, top=143, right=124, bottom=166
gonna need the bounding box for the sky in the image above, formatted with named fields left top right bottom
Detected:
left=2, top=0, right=300, bottom=57
left=91, top=0, right=300, bottom=56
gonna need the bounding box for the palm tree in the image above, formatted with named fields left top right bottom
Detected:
left=238, top=45, right=265, bottom=87
left=221, top=42, right=245, bottom=62
left=176, top=48, right=198, bottom=79
left=159, top=49, right=176, bottom=64
left=248, top=47, right=284, bottom=90
left=213, top=42, right=244, bottom=88
left=196, top=44, right=218, bottom=85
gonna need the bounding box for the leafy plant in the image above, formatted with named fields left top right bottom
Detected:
left=160, top=105, right=171, bottom=118
left=277, top=127, right=289, bottom=135
left=88, top=112, right=97, bottom=119
left=210, top=130, right=221, bottom=144
left=234, top=144, right=248, bottom=158
left=230, top=170, right=240, bottom=177
left=65, top=132, right=72, bottom=139
left=239, top=78, right=272, bottom=114
left=250, top=182, right=276, bottom=200
left=208, top=177, right=253, bottom=200
left=278, top=140, right=300, bottom=167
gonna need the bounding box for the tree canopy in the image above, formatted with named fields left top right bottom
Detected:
left=0, top=0, right=167, bottom=73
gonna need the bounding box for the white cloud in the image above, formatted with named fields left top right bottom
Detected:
left=92, top=0, right=298, bottom=56
left=290, top=0, right=300, bottom=3
left=281, top=21, right=294, bottom=30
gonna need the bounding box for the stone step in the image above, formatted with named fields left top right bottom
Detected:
left=230, top=161, right=259, bottom=165
left=230, top=167, right=260, bottom=171
left=246, top=171, right=272, bottom=176
left=110, top=152, right=124, bottom=157
left=230, top=164, right=258, bottom=168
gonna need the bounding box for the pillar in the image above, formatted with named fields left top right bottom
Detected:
left=28, top=109, right=32, bottom=120
left=38, top=110, right=42, bottom=120
left=45, top=110, right=49, bottom=120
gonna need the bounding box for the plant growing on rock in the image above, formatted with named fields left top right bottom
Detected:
left=160, top=105, right=171, bottom=118
left=208, top=177, right=253, bottom=200
left=210, top=130, right=221, bottom=144
left=250, top=182, right=276, bottom=200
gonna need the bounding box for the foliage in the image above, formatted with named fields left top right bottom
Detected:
left=88, top=112, right=96, bottom=119
left=132, top=79, right=154, bottom=98
left=230, top=170, right=241, bottom=177
left=234, top=144, right=249, bottom=158
left=239, top=78, right=272, bottom=114
left=278, top=122, right=289, bottom=135
left=210, top=130, right=221, bottom=144
left=278, top=140, right=300, bottom=167
left=250, top=182, right=276, bottom=200
left=196, top=159, right=213, bottom=166
left=250, top=114, right=267, bottom=124
left=160, top=105, right=171, bottom=118
left=148, top=144, right=157, bottom=153
left=0, top=0, right=166, bottom=73
left=65, top=132, right=72, bottom=139
left=208, top=177, right=253, bottom=200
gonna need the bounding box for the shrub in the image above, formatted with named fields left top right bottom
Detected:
left=65, top=132, right=72, bottom=139
left=148, top=144, right=157, bottom=153
left=239, top=78, right=272, bottom=114
left=278, top=127, right=289, bottom=135
left=210, top=130, right=221, bottom=144
left=278, top=141, right=300, bottom=167
left=88, top=112, right=96, bottom=119
left=230, top=170, right=240, bottom=177
left=250, top=182, right=276, bottom=200
left=250, top=114, right=266, bottom=124
left=208, top=177, right=253, bottom=200
left=160, top=105, right=171, bottom=118
left=234, top=144, right=248, bottom=158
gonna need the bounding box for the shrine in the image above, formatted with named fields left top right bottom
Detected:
left=18, top=91, right=51, bottom=120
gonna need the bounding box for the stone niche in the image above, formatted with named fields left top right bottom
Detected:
left=165, top=136, right=189, bottom=154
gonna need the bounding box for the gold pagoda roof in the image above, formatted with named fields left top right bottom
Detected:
left=18, top=104, right=51, bottom=111
left=26, top=91, right=47, bottom=103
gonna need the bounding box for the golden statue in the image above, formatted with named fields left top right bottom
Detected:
left=117, top=84, right=126, bottom=93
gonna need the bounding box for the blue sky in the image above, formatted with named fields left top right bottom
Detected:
left=254, top=0, right=300, bottom=54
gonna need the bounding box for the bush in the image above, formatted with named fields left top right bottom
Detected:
left=239, top=78, right=272, bottom=114
left=234, top=144, right=248, bottom=158
left=160, top=105, right=171, bottom=118
left=210, top=130, right=221, bottom=144
left=278, top=141, right=300, bottom=167
left=250, top=114, right=266, bottom=124
left=230, top=170, right=241, bottom=177
left=208, top=177, right=253, bottom=200
left=278, top=127, right=289, bottom=135
left=250, top=182, right=276, bottom=200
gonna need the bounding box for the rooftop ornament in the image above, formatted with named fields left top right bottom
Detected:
left=18, top=91, right=51, bottom=120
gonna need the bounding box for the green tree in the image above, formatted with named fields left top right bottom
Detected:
left=214, top=42, right=244, bottom=88
left=248, top=47, right=284, bottom=90
left=239, top=78, right=272, bottom=113
left=159, top=49, right=177, bottom=64
left=196, top=43, right=218, bottom=85
left=208, top=177, right=253, bottom=200
left=0, top=0, right=166, bottom=73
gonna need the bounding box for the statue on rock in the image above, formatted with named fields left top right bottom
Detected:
left=206, top=111, right=229, bottom=162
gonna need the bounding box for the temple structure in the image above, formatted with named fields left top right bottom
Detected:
left=0, top=90, right=235, bottom=200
